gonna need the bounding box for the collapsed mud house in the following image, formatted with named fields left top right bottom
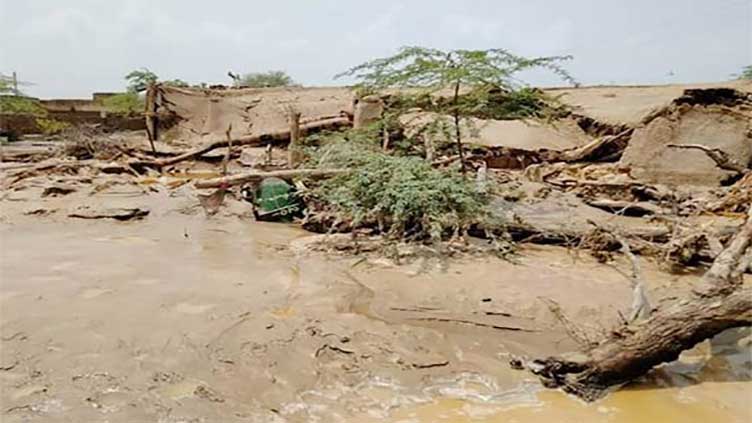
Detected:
left=1, top=78, right=750, bottom=419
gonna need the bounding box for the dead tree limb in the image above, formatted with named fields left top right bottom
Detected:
left=550, top=128, right=633, bottom=163
left=133, top=116, right=350, bottom=169
left=195, top=168, right=349, bottom=189
left=522, top=207, right=752, bottom=401
left=667, top=143, right=747, bottom=173
left=614, top=234, right=652, bottom=322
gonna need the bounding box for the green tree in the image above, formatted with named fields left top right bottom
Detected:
left=0, top=73, right=45, bottom=116
left=235, top=70, right=295, bottom=88
left=735, top=65, right=752, bottom=80
left=337, top=47, right=575, bottom=172
left=125, top=68, right=158, bottom=93
left=0, top=72, right=34, bottom=96
left=0, top=74, right=15, bottom=94
left=105, top=70, right=189, bottom=114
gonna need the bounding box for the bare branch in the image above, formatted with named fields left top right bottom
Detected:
left=667, top=143, right=747, bottom=173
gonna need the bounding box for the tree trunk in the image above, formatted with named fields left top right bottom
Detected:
left=382, top=125, right=390, bottom=151
left=144, top=84, right=158, bottom=153
left=452, top=82, right=466, bottom=174
left=287, top=111, right=302, bottom=167
left=525, top=207, right=752, bottom=401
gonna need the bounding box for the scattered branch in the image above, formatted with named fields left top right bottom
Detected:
left=667, top=143, right=747, bottom=173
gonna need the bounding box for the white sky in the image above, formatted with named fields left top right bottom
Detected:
left=1, top=0, right=751, bottom=98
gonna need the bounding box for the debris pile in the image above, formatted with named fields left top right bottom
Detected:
left=620, top=87, right=752, bottom=185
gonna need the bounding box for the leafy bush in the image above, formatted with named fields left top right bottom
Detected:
left=474, top=87, right=570, bottom=121
left=35, top=118, right=70, bottom=135
left=0, top=96, right=46, bottom=115
left=236, top=71, right=295, bottom=88
left=306, top=129, right=492, bottom=241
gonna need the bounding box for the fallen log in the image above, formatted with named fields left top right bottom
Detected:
left=547, top=128, right=632, bottom=163
left=667, top=143, right=748, bottom=173
left=467, top=129, right=631, bottom=171
left=132, top=116, right=350, bottom=169
left=194, top=168, right=349, bottom=189
left=522, top=206, right=752, bottom=401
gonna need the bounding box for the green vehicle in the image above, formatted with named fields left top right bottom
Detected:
left=241, top=177, right=302, bottom=221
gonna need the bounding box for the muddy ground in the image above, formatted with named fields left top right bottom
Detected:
left=1, top=166, right=750, bottom=422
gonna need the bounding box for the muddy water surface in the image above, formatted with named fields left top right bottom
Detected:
left=1, top=209, right=750, bottom=422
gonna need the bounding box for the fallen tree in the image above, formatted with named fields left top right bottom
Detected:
left=520, top=206, right=752, bottom=401
left=131, top=116, right=350, bottom=169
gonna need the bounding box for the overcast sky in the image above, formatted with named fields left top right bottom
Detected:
left=1, top=0, right=750, bottom=98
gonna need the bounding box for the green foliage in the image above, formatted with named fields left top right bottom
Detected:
left=0, top=73, right=31, bottom=96
left=163, top=79, right=189, bottom=88
left=337, top=47, right=576, bottom=170
left=0, top=96, right=46, bottom=115
left=236, top=70, right=295, bottom=88
left=100, top=92, right=143, bottom=114
left=474, top=87, right=570, bottom=121
left=0, top=74, right=15, bottom=95
left=307, top=128, right=492, bottom=241
left=735, top=65, right=752, bottom=80
left=125, top=68, right=192, bottom=91
left=125, top=68, right=158, bottom=93
left=338, top=47, right=575, bottom=91
left=35, top=117, right=70, bottom=135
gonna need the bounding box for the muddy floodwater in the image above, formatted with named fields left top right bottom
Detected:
left=1, top=209, right=750, bottom=422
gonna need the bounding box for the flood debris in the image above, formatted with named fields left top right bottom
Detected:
left=518, top=208, right=752, bottom=401
left=2, top=79, right=750, bottom=408
left=68, top=206, right=149, bottom=221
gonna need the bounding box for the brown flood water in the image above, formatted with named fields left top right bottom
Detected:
left=0, top=206, right=750, bottom=422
